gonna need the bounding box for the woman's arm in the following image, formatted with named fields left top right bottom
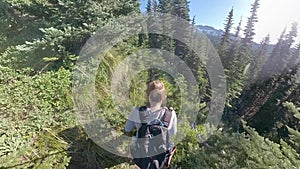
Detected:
left=124, top=107, right=139, bottom=133
left=168, top=110, right=177, bottom=136
left=124, top=120, right=135, bottom=132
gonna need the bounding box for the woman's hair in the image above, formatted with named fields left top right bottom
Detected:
left=146, top=80, right=167, bottom=105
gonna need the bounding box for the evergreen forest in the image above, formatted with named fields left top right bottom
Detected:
left=1, top=0, right=300, bottom=168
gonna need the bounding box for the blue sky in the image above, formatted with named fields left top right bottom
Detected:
left=139, top=0, right=253, bottom=31
left=139, top=0, right=300, bottom=45
left=188, top=0, right=252, bottom=30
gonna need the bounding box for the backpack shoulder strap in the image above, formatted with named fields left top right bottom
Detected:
left=138, top=106, right=148, bottom=125
left=160, top=107, right=173, bottom=127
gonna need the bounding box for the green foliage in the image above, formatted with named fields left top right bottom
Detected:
left=241, top=122, right=299, bottom=168
left=2, top=0, right=300, bottom=168
left=0, top=66, right=75, bottom=168
left=172, top=125, right=201, bottom=167
left=172, top=122, right=300, bottom=169
left=248, top=34, right=270, bottom=83
left=128, top=70, right=149, bottom=107
left=1, top=0, right=139, bottom=70
left=218, top=8, right=234, bottom=68
left=283, top=102, right=300, bottom=118
left=1, top=0, right=139, bottom=168
left=242, top=0, right=260, bottom=46
left=283, top=102, right=300, bottom=152
left=0, top=129, right=71, bottom=169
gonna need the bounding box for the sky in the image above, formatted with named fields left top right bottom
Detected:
left=140, top=0, right=300, bottom=45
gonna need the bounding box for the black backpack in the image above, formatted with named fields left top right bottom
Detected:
left=130, top=106, right=173, bottom=159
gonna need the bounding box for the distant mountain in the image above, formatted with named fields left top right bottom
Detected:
left=196, top=25, right=224, bottom=37
left=195, top=24, right=274, bottom=52
left=196, top=24, right=244, bottom=45
left=196, top=25, right=224, bottom=44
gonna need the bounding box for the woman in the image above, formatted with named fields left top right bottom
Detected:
left=125, top=80, right=177, bottom=169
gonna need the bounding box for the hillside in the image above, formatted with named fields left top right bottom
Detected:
left=1, top=0, right=300, bottom=168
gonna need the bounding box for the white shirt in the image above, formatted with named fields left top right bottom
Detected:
left=124, top=107, right=177, bottom=136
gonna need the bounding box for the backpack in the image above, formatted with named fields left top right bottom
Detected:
left=130, top=106, right=173, bottom=160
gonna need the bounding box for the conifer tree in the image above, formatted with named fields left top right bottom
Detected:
left=260, top=28, right=286, bottom=79
left=173, top=0, right=190, bottom=21
left=272, top=28, right=287, bottom=56
left=146, top=0, right=165, bottom=80
left=283, top=102, right=300, bottom=152
left=234, top=17, right=243, bottom=38
left=223, top=16, right=244, bottom=106
left=185, top=15, right=198, bottom=69
left=226, top=17, right=242, bottom=68
left=159, top=0, right=173, bottom=13
left=174, top=122, right=300, bottom=168
left=239, top=0, right=260, bottom=83
left=261, top=23, right=298, bottom=79
left=242, top=0, right=260, bottom=47
left=220, top=8, right=234, bottom=46
left=249, top=34, right=270, bottom=83
left=282, top=22, right=298, bottom=72
left=222, top=17, right=244, bottom=121
left=191, top=15, right=196, bottom=25
left=218, top=8, right=234, bottom=68
left=1, top=0, right=140, bottom=69
left=290, top=42, right=300, bottom=69
left=237, top=23, right=299, bottom=141
left=173, top=0, right=191, bottom=57
left=285, top=22, right=298, bottom=47
left=147, top=0, right=152, bottom=13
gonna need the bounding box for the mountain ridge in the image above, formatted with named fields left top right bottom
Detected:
left=196, top=24, right=275, bottom=52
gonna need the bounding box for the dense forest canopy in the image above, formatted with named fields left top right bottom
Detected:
left=1, top=0, right=300, bottom=168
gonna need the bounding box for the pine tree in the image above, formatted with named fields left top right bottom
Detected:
left=146, top=0, right=152, bottom=13
left=261, top=23, right=298, bottom=79
left=290, top=42, right=300, bottom=69
left=218, top=8, right=234, bottom=68
left=221, top=8, right=234, bottom=46
left=237, top=23, right=299, bottom=142
left=153, top=0, right=159, bottom=12
left=226, top=17, right=242, bottom=67
left=242, top=0, right=260, bottom=47
left=158, top=0, right=173, bottom=13
left=191, top=15, right=196, bottom=25
left=173, top=0, right=191, bottom=57
left=241, top=121, right=300, bottom=168
left=146, top=0, right=165, bottom=80
left=185, top=15, right=198, bottom=69
left=222, top=16, right=244, bottom=108
left=283, top=102, right=300, bottom=153
left=285, top=22, right=298, bottom=48
left=1, top=0, right=140, bottom=69
left=239, top=0, right=260, bottom=82
left=249, top=34, right=270, bottom=83
left=173, top=0, right=190, bottom=21
left=141, top=0, right=154, bottom=47
left=234, top=17, right=243, bottom=38
left=282, top=22, right=298, bottom=72
left=221, top=16, right=244, bottom=120
left=173, top=122, right=300, bottom=168
left=260, top=28, right=286, bottom=79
